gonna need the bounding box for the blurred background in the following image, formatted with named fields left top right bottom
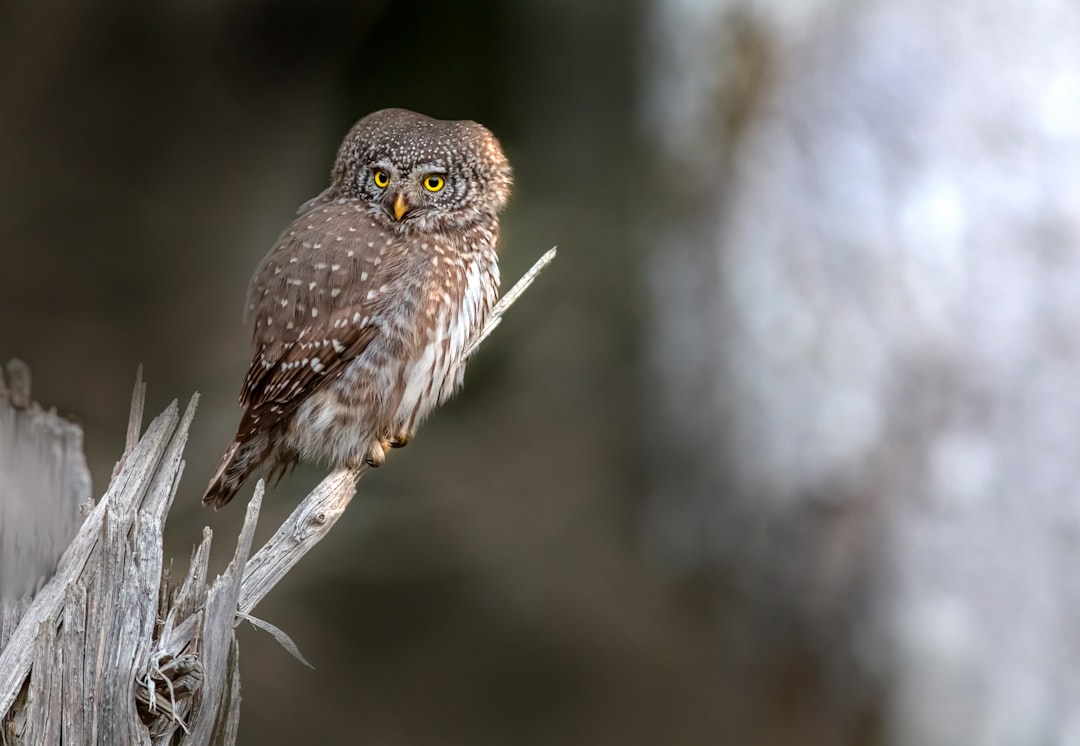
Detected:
left=4, top=0, right=1080, bottom=744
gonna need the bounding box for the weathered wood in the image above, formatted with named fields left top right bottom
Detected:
left=24, top=620, right=61, bottom=745
left=195, top=491, right=261, bottom=745
left=0, top=359, right=92, bottom=647
left=125, top=364, right=146, bottom=456
left=238, top=467, right=360, bottom=615
left=0, top=248, right=554, bottom=743
left=59, top=583, right=88, bottom=746
left=5, top=361, right=31, bottom=410
left=0, top=398, right=180, bottom=716
left=211, top=639, right=242, bottom=745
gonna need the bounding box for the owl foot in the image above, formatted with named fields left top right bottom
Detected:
left=389, top=430, right=411, bottom=449
left=363, top=437, right=393, bottom=468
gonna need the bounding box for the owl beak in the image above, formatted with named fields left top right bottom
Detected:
left=393, top=192, right=409, bottom=221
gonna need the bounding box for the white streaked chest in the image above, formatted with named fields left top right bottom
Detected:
left=394, top=253, right=499, bottom=430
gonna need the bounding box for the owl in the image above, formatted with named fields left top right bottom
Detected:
left=203, top=108, right=512, bottom=508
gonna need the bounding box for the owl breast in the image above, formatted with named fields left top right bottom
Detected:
left=393, top=246, right=500, bottom=435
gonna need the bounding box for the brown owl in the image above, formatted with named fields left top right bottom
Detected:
left=203, top=108, right=512, bottom=508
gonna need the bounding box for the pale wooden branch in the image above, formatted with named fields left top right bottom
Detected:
left=237, top=467, right=362, bottom=616
left=0, top=247, right=555, bottom=744
left=463, top=246, right=557, bottom=358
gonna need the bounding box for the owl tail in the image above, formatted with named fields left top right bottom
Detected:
left=202, top=432, right=271, bottom=509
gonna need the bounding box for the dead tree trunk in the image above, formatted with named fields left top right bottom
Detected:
left=0, top=371, right=329, bottom=745
left=643, top=2, right=1080, bottom=745
left=0, top=360, right=91, bottom=652
left=0, top=251, right=554, bottom=745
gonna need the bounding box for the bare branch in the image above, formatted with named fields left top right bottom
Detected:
left=236, top=612, right=313, bottom=670
left=237, top=468, right=361, bottom=616
left=464, top=246, right=557, bottom=358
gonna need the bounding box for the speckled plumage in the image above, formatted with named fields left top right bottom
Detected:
left=204, top=108, right=512, bottom=508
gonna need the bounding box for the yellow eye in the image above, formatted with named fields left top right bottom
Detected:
left=372, top=168, right=390, bottom=188
left=423, top=174, right=445, bottom=192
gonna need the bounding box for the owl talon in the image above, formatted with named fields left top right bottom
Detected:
left=362, top=442, right=384, bottom=466
left=364, top=439, right=390, bottom=468
left=389, top=431, right=411, bottom=448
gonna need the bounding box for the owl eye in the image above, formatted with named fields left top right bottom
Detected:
left=372, top=168, right=390, bottom=189
left=423, top=174, right=445, bottom=193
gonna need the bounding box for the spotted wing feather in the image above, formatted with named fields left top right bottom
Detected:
left=239, top=207, right=395, bottom=431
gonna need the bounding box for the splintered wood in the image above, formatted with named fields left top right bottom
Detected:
left=0, top=359, right=91, bottom=649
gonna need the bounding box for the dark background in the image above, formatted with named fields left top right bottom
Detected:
left=1, top=2, right=718, bottom=744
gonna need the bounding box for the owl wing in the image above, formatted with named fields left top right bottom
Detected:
left=236, top=204, right=395, bottom=439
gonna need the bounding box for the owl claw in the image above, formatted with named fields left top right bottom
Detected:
left=389, top=431, right=411, bottom=448
left=363, top=437, right=392, bottom=467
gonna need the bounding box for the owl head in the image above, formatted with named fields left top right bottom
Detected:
left=331, top=108, right=512, bottom=234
